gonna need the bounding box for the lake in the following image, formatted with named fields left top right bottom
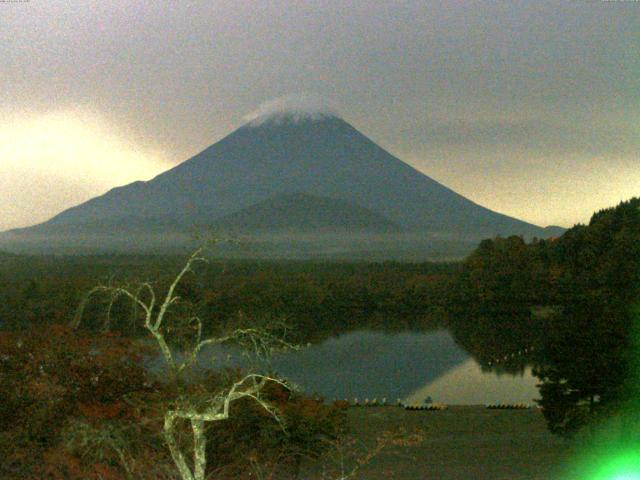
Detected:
left=185, top=329, right=540, bottom=405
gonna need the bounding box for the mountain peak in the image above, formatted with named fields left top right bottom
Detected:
left=1, top=104, right=559, bottom=256
left=246, top=110, right=339, bottom=127
left=243, top=94, right=341, bottom=127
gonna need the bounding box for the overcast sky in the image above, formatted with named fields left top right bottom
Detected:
left=2, top=0, right=638, bottom=231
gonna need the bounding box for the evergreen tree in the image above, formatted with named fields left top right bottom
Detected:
left=535, top=198, right=640, bottom=436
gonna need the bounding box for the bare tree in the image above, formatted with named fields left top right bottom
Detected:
left=317, top=429, right=424, bottom=480
left=73, top=248, right=297, bottom=480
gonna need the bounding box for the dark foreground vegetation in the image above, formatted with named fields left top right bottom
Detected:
left=0, top=323, right=352, bottom=479
left=1, top=197, right=639, bottom=478
left=449, top=198, right=640, bottom=439
left=0, top=254, right=457, bottom=342
left=0, top=254, right=435, bottom=479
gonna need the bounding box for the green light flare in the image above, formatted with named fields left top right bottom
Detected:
left=564, top=306, right=640, bottom=480
left=590, top=450, right=640, bottom=480
left=563, top=444, right=640, bottom=480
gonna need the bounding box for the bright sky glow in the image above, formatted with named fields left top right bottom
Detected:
left=0, top=110, right=168, bottom=230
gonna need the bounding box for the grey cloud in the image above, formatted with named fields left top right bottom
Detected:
left=1, top=0, right=638, bottom=228
left=408, top=119, right=639, bottom=158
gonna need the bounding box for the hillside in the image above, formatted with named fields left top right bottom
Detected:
left=214, top=192, right=401, bottom=233
left=1, top=112, right=561, bottom=256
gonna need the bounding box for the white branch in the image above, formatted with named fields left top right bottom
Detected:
left=73, top=247, right=297, bottom=480
left=155, top=248, right=205, bottom=331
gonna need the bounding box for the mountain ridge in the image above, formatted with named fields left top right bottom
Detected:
left=2, top=112, right=562, bottom=256
left=214, top=192, right=402, bottom=234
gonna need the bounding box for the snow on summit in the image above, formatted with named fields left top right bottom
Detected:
left=244, top=94, right=340, bottom=126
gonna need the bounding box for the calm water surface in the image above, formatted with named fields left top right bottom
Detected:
left=189, top=330, right=539, bottom=405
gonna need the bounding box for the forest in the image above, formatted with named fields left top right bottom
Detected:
left=0, top=254, right=457, bottom=340
left=449, top=198, right=640, bottom=438
left=0, top=252, right=446, bottom=478
left=1, top=198, right=639, bottom=478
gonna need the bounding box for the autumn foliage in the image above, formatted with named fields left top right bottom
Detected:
left=0, top=324, right=158, bottom=478
left=0, top=323, right=349, bottom=479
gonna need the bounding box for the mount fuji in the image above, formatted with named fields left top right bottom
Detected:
left=1, top=110, right=562, bottom=257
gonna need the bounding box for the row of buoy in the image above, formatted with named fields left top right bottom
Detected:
left=337, top=399, right=531, bottom=410
left=403, top=403, right=448, bottom=411
left=486, top=346, right=536, bottom=367
left=345, top=398, right=450, bottom=411
left=486, top=403, right=531, bottom=410
left=342, top=398, right=447, bottom=410
left=346, top=398, right=388, bottom=407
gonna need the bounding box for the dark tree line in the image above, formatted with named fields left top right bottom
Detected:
left=0, top=257, right=458, bottom=343
left=448, top=198, right=640, bottom=437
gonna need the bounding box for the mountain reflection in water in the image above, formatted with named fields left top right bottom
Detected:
left=186, top=330, right=539, bottom=404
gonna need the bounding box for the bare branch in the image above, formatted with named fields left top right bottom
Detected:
left=155, top=248, right=206, bottom=331
left=163, top=413, right=195, bottom=480
left=72, top=285, right=120, bottom=329
left=103, top=290, right=119, bottom=333
left=75, top=247, right=297, bottom=480
left=177, top=325, right=299, bottom=375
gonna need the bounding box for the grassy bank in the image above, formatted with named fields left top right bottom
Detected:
left=311, top=406, right=573, bottom=480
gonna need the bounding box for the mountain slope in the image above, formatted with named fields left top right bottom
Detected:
left=5, top=112, right=558, bottom=252
left=214, top=192, right=401, bottom=233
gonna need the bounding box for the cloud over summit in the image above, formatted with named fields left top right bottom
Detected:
left=243, top=94, right=340, bottom=126
left=1, top=0, right=637, bottom=229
